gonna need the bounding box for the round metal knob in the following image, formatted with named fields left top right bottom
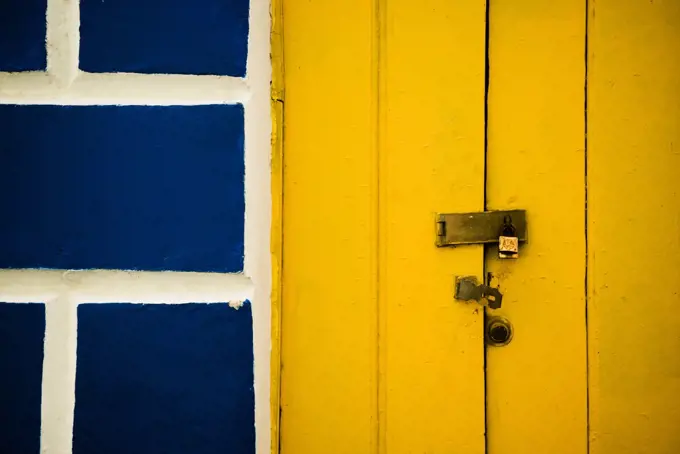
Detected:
left=486, top=316, right=513, bottom=347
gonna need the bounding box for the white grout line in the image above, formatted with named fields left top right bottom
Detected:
left=72, top=72, right=251, bottom=105
left=0, top=269, right=253, bottom=304
left=40, top=297, right=78, bottom=454
left=0, top=71, right=250, bottom=106
left=46, top=0, right=80, bottom=86
left=0, top=72, right=56, bottom=103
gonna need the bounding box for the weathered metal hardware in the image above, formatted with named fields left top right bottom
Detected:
left=486, top=316, right=513, bottom=347
left=498, top=214, right=519, bottom=259
left=454, top=276, right=503, bottom=309
left=436, top=210, right=527, bottom=247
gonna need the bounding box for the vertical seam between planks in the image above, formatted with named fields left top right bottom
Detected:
left=483, top=0, right=491, bottom=213
left=584, top=0, right=591, bottom=452
left=482, top=1, right=491, bottom=453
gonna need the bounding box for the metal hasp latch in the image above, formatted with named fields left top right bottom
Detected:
left=436, top=209, right=527, bottom=247
left=455, top=276, right=503, bottom=309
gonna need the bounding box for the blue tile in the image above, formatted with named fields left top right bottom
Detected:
left=0, top=0, right=47, bottom=71
left=0, top=105, right=245, bottom=272
left=0, top=303, right=45, bottom=454
left=80, top=0, right=249, bottom=76
left=73, top=303, right=255, bottom=454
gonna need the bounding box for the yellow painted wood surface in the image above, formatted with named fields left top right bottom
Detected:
left=381, top=0, right=487, bottom=452
left=280, top=0, right=487, bottom=453
left=269, top=0, right=283, bottom=451
left=485, top=1, right=587, bottom=453
left=279, top=0, right=377, bottom=452
left=278, top=0, right=680, bottom=452
left=588, top=1, right=680, bottom=453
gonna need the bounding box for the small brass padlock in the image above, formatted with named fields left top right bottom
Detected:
left=498, top=215, right=519, bottom=259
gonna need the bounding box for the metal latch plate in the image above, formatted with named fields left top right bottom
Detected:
left=436, top=209, right=527, bottom=247
left=454, top=276, right=503, bottom=309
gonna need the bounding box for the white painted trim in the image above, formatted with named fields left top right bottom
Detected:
left=0, top=72, right=249, bottom=106
left=40, top=297, right=78, bottom=454
left=243, top=0, right=273, bottom=452
left=0, top=270, right=253, bottom=304
left=244, top=0, right=272, bottom=454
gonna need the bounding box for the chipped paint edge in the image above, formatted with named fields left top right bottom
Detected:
left=269, top=0, right=284, bottom=451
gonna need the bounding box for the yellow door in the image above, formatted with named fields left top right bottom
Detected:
left=277, top=0, right=680, bottom=453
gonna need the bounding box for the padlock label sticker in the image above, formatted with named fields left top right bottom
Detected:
left=499, top=236, right=519, bottom=258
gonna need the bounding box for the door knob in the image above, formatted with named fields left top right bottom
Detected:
left=486, top=316, right=513, bottom=346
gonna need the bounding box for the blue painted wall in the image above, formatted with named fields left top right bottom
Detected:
left=0, top=104, right=245, bottom=272
left=0, top=303, right=45, bottom=454
left=80, top=0, right=250, bottom=76
left=0, top=0, right=47, bottom=71
left=2, top=1, right=256, bottom=452
left=73, top=303, right=255, bottom=454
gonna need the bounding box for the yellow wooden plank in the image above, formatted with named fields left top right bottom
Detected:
left=382, top=1, right=487, bottom=452
left=279, top=0, right=378, bottom=452
left=269, top=0, right=284, bottom=451
left=588, top=1, right=680, bottom=452
left=485, top=1, right=587, bottom=453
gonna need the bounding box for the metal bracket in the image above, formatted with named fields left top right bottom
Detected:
left=454, top=276, right=503, bottom=309
left=436, top=209, right=527, bottom=247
